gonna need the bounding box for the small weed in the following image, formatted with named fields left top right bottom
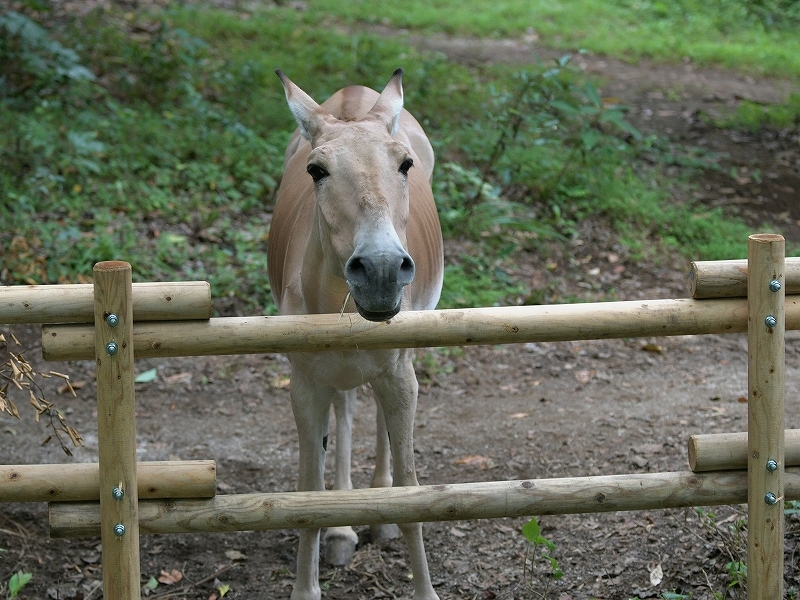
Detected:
left=725, top=560, right=747, bottom=589
left=414, top=347, right=462, bottom=384
left=521, top=516, right=564, bottom=581
left=6, top=571, right=32, bottom=600
left=689, top=507, right=748, bottom=597
left=661, top=592, right=691, bottom=600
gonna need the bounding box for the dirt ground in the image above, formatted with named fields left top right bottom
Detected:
left=3, top=19, right=800, bottom=600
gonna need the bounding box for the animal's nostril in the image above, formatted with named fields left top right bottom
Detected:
left=399, top=255, right=415, bottom=284
left=346, top=257, right=368, bottom=285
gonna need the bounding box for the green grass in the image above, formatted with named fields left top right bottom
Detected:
left=307, top=0, right=800, bottom=77
left=0, top=3, right=791, bottom=313
left=719, top=92, right=800, bottom=130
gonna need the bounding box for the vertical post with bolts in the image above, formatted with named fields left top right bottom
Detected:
left=94, top=261, right=140, bottom=599
left=747, top=234, right=785, bottom=600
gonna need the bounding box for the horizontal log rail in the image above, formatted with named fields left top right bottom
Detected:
left=0, top=461, right=216, bottom=502
left=50, top=468, right=800, bottom=538
left=690, top=430, right=800, bottom=472
left=689, top=257, right=800, bottom=299
left=0, top=281, right=211, bottom=324
left=42, top=296, right=800, bottom=361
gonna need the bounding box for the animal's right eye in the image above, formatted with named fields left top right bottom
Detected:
left=307, top=164, right=329, bottom=183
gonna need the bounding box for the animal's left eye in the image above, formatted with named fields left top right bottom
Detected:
left=399, top=158, right=413, bottom=175
left=307, top=164, right=329, bottom=183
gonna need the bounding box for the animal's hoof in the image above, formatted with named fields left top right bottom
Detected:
left=370, top=523, right=401, bottom=541
left=324, top=536, right=357, bottom=566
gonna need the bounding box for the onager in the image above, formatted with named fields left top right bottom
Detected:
left=268, top=69, right=444, bottom=600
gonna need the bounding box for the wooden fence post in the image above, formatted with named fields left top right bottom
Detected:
left=747, top=234, right=785, bottom=599
left=94, top=261, right=140, bottom=599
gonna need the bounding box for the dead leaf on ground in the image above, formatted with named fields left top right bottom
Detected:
left=58, top=380, right=85, bottom=394
left=165, top=372, right=193, bottom=384
left=271, top=375, right=291, bottom=389
left=449, top=527, right=467, bottom=538
left=574, top=370, right=595, bottom=384
left=453, top=455, right=495, bottom=469
left=642, top=343, right=664, bottom=353
left=508, top=412, right=529, bottom=419
left=225, top=549, right=247, bottom=561
left=158, top=569, right=183, bottom=585
left=649, top=562, right=663, bottom=586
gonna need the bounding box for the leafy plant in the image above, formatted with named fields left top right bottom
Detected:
left=521, top=516, right=564, bottom=580
left=0, top=11, right=95, bottom=106
left=725, top=560, right=747, bottom=589
left=6, top=571, right=32, bottom=600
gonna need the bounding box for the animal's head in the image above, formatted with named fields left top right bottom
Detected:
left=276, top=69, right=416, bottom=321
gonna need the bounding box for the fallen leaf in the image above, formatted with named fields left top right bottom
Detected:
left=574, top=370, right=595, bottom=385
left=453, top=455, right=495, bottom=469
left=217, top=582, right=230, bottom=597
left=58, top=380, right=85, bottom=394
left=449, top=527, right=466, bottom=538
left=642, top=343, right=664, bottom=353
left=165, top=372, right=192, bottom=384
left=649, top=563, right=663, bottom=586
left=225, top=550, right=247, bottom=561
left=135, top=368, right=158, bottom=384
left=508, top=412, right=529, bottom=419
left=158, top=569, right=183, bottom=585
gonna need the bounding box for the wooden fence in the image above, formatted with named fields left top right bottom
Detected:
left=1, top=234, right=798, bottom=599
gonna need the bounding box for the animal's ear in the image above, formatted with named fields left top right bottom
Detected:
left=275, top=69, right=332, bottom=141
left=367, top=68, right=404, bottom=136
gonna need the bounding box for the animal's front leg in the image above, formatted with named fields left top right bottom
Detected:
left=324, top=389, right=360, bottom=565
left=370, top=401, right=401, bottom=542
left=372, top=354, right=439, bottom=600
left=289, top=372, right=334, bottom=600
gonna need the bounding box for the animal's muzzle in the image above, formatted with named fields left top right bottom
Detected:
left=345, top=250, right=415, bottom=321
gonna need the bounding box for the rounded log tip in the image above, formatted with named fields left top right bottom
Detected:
left=93, top=261, right=131, bottom=272
left=749, top=233, right=784, bottom=243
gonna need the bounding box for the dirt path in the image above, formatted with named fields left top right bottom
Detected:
left=3, top=27, right=800, bottom=600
